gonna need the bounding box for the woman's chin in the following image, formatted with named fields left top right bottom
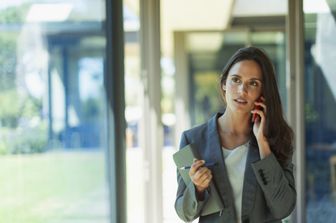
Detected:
left=230, top=104, right=252, bottom=114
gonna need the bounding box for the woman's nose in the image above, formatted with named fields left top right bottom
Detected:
left=238, top=82, right=248, bottom=93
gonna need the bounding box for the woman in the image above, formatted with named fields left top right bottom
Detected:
left=175, top=47, right=296, bottom=223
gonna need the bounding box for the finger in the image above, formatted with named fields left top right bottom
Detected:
left=251, top=109, right=266, bottom=125
left=193, top=171, right=211, bottom=185
left=193, top=167, right=211, bottom=181
left=201, top=173, right=212, bottom=184
left=254, top=101, right=267, bottom=114
left=199, top=174, right=212, bottom=187
left=189, top=160, right=205, bottom=176
left=206, top=174, right=213, bottom=184
left=251, top=109, right=265, bottom=118
left=196, top=173, right=209, bottom=185
left=198, top=170, right=211, bottom=182
left=197, top=167, right=211, bottom=176
left=251, top=110, right=264, bottom=124
left=195, top=172, right=210, bottom=185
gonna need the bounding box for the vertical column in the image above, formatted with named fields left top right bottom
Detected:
left=286, top=0, right=305, bottom=222
left=62, top=47, right=69, bottom=147
left=47, top=46, right=54, bottom=148
left=139, top=0, right=163, bottom=222
left=174, top=31, right=191, bottom=146
left=106, top=0, right=126, bottom=222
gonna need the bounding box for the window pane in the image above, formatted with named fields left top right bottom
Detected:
left=304, top=0, right=336, bottom=221
left=0, top=1, right=109, bottom=223
left=251, top=31, right=287, bottom=113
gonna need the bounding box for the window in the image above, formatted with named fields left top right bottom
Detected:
left=0, top=1, right=110, bottom=222
left=304, top=0, right=336, bottom=221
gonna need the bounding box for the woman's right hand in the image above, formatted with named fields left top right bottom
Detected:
left=189, top=159, right=213, bottom=195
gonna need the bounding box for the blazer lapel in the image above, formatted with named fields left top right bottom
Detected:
left=203, top=113, right=236, bottom=212
left=241, top=141, right=260, bottom=218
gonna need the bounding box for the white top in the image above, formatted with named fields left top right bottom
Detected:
left=222, top=141, right=249, bottom=223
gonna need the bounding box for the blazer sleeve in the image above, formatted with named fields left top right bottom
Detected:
left=174, top=131, right=210, bottom=222
left=251, top=153, right=296, bottom=219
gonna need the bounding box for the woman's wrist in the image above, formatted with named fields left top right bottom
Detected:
left=256, top=134, right=267, bottom=143
left=257, top=136, right=271, bottom=159
left=195, top=186, right=206, bottom=201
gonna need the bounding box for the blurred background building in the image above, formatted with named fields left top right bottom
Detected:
left=0, top=0, right=335, bottom=223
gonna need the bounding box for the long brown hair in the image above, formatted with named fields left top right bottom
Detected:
left=219, top=46, right=294, bottom=167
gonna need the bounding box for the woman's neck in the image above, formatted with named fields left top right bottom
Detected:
left=219, top=110, right=251, bottom=136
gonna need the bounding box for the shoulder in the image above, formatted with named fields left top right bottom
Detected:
left=183, top=122, right=208, bottom=139
left=178, top=122, right=208, bottom=150
left=182, top=113, right=221, bottom=142
left=185, top=120, right=209, bottom=134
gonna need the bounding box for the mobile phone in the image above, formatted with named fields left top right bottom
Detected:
left=252, top=98, right=262, bottom=122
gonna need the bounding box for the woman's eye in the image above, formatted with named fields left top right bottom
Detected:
left=249, top=81, right=258, bottom=87
left=232, top=77, right=241, bottom=83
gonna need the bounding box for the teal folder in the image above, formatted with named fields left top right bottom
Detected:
left=173, top=144, right=224, bottom=216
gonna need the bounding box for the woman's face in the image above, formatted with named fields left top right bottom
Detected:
left=223, top=60, right=263, bottom=114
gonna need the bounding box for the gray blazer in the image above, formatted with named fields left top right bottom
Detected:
left=175, top=113, right=296, bottom=223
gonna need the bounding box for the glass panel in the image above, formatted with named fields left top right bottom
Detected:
left=304, top=0, right=336, bottom=221
left=187, top=31, right=247, bottom=125
left=251, top=31, right=287, bottom=113
left=0, top=1, right=109, bottom=223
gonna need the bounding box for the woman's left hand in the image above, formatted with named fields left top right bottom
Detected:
left=251, top=97, right=271, bottom=158
left=251, top=97, right=267, bottom=140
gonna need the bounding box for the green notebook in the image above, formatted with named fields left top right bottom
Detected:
left=173, top=144, right=224, bottom=216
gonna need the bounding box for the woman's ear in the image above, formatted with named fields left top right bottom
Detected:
left=222, top=84, right=226, bottom=91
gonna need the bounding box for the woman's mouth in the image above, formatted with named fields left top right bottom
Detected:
left=234, top=98, right=248, bottom=105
